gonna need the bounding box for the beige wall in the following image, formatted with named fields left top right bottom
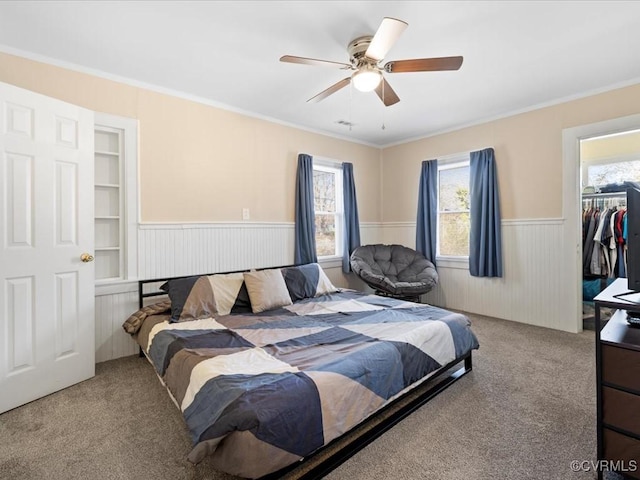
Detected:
left=382, top=83, right=640, bottom=221
left=0, top=51, right=381, bottom=223
left=3, top=49, right=640, bottom=225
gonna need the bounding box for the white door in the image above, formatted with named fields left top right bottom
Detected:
left=0, top=81, right=95, bottom=413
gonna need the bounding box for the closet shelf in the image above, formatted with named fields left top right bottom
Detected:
left=95, top=150, right=119, bottom=157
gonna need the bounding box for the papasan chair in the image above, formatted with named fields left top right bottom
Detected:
left=350, top=244, right=438, bottom=302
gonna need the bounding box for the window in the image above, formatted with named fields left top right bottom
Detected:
left=580, top=129, right=640, bottom=189
left=94, top=113, right=138, bottom=283
left=437, top=159, right=470, bottom=257
left=313, top=163, right=343, bottom=258
left=587, top=159, right=640, bottom=187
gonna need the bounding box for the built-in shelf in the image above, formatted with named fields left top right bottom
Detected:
left=94, top=150, right=119, bottom=157
left=94, top=128, right=124, bottom=281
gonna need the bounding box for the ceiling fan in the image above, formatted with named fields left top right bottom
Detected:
left=280, top=17, right=463, bottom=107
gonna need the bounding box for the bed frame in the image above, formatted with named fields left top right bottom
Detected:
left=137, top=269, right=474, bottom=480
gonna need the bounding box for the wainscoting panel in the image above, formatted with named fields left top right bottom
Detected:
left=138, top=223, right=296, bottom=279
left=383, top=219, right=578, bottom=332
left=359, top=222, right=382, bottom=246
left=380, top=222, right=415, bottom=246
left=95, top=285, right=139, bottom=363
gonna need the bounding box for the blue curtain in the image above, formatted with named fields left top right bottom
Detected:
left=342, top=162, right=361, bottom=273
left=416, top=159, right=438, bottom=264
left=294, top=153, right=317, bottom=265
left=469, top=147, right=503, bottom=277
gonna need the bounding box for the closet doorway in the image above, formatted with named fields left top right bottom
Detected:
left=580, top=130, right=640, bottom=330
left=563, top=113, right=640, bottom=334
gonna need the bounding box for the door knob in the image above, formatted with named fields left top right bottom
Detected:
left=80, top=253, right=94, bottom=263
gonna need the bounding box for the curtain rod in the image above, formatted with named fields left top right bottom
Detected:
left=434, top=147, right=493, bottom=163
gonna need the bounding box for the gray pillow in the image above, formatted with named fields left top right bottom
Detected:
left=243, top=269, right=293, bottom=313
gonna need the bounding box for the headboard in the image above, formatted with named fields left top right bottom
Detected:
left=137, top=264, right=296, bottom=309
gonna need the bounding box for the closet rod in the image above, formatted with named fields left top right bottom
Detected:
left=581, top=191, right=627, bottom=198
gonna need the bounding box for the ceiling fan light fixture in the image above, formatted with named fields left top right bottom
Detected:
left=281, top=17, right=462, bottom=106
left=352, top=67, right=382, bottom=92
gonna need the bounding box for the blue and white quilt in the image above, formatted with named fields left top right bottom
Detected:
left=136, top=290, right=479, bottom=478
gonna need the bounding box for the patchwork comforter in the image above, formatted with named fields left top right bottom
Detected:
left=134, top=290, right=479, bottom=478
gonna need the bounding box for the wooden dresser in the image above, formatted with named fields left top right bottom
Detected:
left=594, top=278, right=640, bottom=479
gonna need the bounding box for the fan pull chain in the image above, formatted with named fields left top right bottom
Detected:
left=349, top=80, right=353, bottom=131
left=381, top=80, right=386, bottom=130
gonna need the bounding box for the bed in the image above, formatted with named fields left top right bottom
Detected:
left=123, top=263, right=479, bottom=479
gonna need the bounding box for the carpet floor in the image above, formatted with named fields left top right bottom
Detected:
left=0, top=313, right=618, bottom=479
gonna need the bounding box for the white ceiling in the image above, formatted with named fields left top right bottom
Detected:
left=1, top=1, right=640, bottom=147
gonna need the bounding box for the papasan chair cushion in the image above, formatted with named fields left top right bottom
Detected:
left=350, top=244, right=438, bottom=298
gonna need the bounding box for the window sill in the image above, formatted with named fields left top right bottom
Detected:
left=436, top=256, right=469, bottom=270
left=317, top=255, right=343, bottom=269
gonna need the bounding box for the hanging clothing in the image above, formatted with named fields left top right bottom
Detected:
left=583, top=208, right=598, bottom=276
left=582, top=198, right=627, bottom=279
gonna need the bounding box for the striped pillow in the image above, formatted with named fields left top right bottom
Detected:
left=160, top=272, right=252, bottom=322
left=281, top=263, right=338, bottom=302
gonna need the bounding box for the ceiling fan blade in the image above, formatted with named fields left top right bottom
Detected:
left=385, top=56, right=464, bottom=73
left=280, top=55, right=352, bottom=69
left=375, top=78, right=400, bottom=106
left=365, top=17, right=408, bottom=61
left=307, top=77, right=351, bottom=103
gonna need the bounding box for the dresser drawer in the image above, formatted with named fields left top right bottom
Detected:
left=603, top=428, right=640, bottom=479
left=602, top=344, right=640, bottom=391
left=603, top=386, right=640, bottom=434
